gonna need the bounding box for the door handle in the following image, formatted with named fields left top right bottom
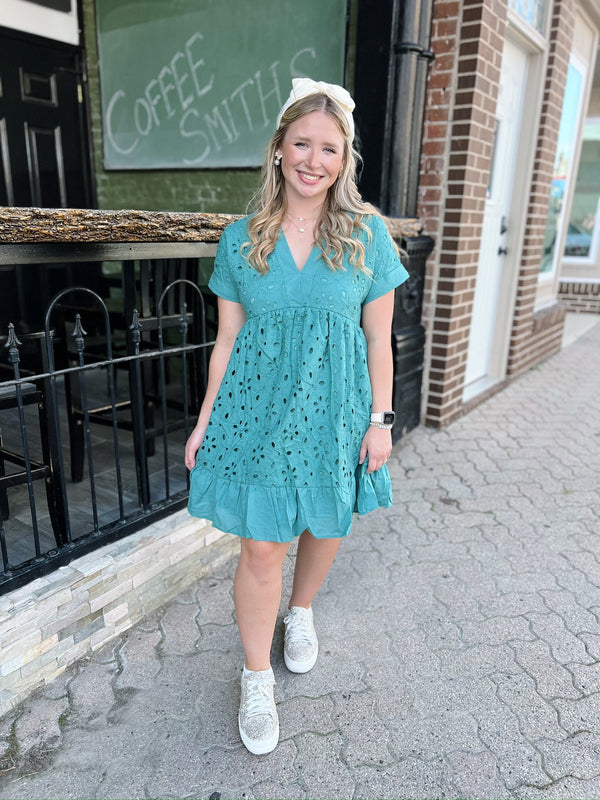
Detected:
left=498, top=247, right=508, bottom=256
left=500, top=216, right=508, bottom=235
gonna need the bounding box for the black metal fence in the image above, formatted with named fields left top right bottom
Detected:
left=0, top=225, right=431, bottom=595
left=0, top=242, right=217, bottom=594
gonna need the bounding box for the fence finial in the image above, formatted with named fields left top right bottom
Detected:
left=130, top=308, right=142, bottom=355
left=5, top=323, right=22, bottom=366
left=72, top=314, right=87, bottom=356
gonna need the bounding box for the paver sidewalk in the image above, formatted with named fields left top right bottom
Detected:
left=0, top=321, right=599, bottom=800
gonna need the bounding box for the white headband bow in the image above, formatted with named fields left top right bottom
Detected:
left=276, top=78, right=355, bottom=139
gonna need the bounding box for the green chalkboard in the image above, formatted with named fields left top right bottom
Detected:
left=96, top=0, right=347, bottom=170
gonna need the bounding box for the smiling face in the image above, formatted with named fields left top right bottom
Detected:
left=279, top=110, right=345, bottom=209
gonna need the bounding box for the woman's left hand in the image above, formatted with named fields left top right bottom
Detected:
left=359, top=426, right=392, bottom=474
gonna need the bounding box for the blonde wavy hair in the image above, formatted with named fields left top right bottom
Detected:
left=243, top=92, right=381, bottom=275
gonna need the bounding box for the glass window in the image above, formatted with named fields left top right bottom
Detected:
left=507, top=0, right=549, bottom=36
left=564, top=121, right=600, bottom=261
left=540, top=61, right=585, bottom=274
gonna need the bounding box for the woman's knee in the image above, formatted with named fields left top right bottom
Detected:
left=239, top=539, right=288, bottom=577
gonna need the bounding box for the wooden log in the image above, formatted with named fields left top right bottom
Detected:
left=0, top=206, right=422, bottom=243
left=0, top=207, right=237, bottom=243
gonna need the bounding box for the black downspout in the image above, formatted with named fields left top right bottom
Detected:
left=385, top=0, right=435, bottom=440
left=353, top=0, right=436, bottom=441
left=383, top=0, right=435, bottom=217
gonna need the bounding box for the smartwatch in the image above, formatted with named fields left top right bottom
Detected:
left=370, top=411, right=395, bottom=426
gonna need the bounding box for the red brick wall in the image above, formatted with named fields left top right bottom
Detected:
left=418, top=0, right=508, bottom=427
left=418, top=0, right=577, bottom=427
left=559, top=282, right=600, bottom=312
left=417, top=0, right=460, bottom=426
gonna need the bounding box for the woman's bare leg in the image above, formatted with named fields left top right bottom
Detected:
left=288, top=529, right=341, bottom=609
left=234, top=538, right=290, bottom=671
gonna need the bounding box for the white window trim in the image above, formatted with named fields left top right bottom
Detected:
left=562, top=198, right=600, bottom=268
left=506, top=6, right=549, bottom=50
left=560, top=277, right=600, bottom=284
left=536, top=12, right=598, bottom=309
left=0, top=0, right=79, bottom=46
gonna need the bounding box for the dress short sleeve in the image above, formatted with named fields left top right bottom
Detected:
left=207, top=224, right=242, bottom=303
left=363, top=215, right=410, bottom=305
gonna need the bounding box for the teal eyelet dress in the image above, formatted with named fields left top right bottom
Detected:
left=188, top=214, right=409, bottom=542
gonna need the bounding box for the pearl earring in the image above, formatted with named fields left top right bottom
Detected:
left=274, top=152, right=282, bottom=166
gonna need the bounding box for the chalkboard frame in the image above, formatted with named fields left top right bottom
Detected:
left=96, top=0, right=351, bottom=171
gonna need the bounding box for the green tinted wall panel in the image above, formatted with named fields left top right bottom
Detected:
left=96, top=0, right=346, bottom=170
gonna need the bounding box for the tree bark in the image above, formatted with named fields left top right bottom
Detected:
left=0, top=207, right=422, bottom=243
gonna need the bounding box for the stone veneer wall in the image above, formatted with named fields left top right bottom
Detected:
left=0, top=514, right=238, bottom=719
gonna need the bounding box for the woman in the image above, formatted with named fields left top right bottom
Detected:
left=185, top=78, right=409, bottom=755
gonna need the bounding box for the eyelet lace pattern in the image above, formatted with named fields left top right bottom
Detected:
left=188, top=216, right=409, bottom=541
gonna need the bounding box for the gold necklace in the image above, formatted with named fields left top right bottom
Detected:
left=285, top=213, right=317, bottom=234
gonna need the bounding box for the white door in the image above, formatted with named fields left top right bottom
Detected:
left=464, top=38, right=528, bottom=398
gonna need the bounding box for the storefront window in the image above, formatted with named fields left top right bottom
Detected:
left=564, top=121, right=600, bottom=261
left=507, top=0, right=548, bottom=35
left=540, top=61, right=585, bottom=274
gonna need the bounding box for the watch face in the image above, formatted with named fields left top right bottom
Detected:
left=383, top=412, right=395, bottom=425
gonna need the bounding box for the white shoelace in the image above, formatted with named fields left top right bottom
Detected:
left=243, top=677, right=275, bottom=718
left=284, top=608, right=314, bottom=645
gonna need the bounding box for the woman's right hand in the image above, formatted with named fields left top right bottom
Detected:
left=184, top=425, right=206, bottom=470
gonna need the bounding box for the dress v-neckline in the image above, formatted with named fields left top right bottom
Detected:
left=280, top=229, right=317, bottom=273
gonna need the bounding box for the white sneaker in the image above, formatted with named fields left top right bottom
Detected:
left=284, top=606, right=319, bottom=673
left=238, top=667, right=279, bottom=755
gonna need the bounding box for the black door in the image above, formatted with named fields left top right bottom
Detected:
left=0, top=28, right=95, bottom=327
left=0, top=27, right=92, bottom=208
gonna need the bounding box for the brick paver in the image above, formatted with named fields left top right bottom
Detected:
left=0, top=321, right=599, bottom=799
